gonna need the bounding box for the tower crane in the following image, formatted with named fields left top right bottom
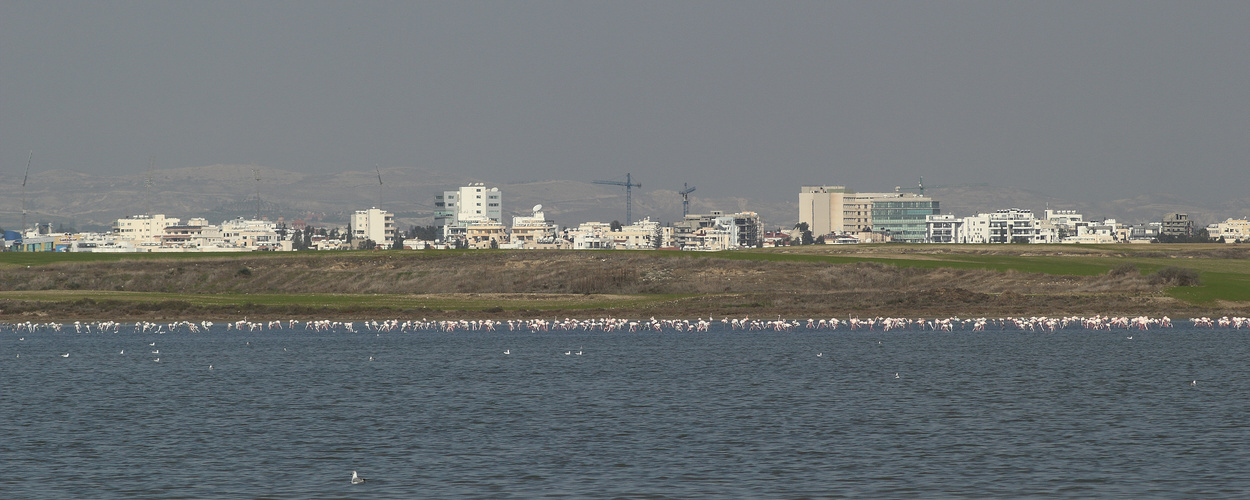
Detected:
left=593, top=173, right=641, bottom=224
left=679, top=183, right=696, bottom=217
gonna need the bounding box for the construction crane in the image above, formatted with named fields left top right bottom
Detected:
left=21, top=150, right=32, bottom=234
left=144, top=157, right=155, bottom=216
left=252, top=166, right=262, bottom=220
left=894, top=176, right=924, bottom=196
left=375, top=164, right=384, bottom=209
left=593, top=173, right=641, bottom=225
left=679, top=183, right=696, bottom=217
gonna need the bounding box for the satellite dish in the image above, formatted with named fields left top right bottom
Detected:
left=533, top=204, right=542, bottom=213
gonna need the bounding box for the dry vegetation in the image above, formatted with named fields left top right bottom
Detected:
left=4, top=248, right=1239, bottom=322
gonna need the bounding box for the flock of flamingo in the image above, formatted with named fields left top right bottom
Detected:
left=0, top=315, right=1247, bottom=335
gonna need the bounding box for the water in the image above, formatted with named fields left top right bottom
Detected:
left=2, top=324, right=1248, bottom=498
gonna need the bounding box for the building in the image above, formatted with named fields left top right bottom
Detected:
left=672, top=211, right=761, bottom=251
left=507, top=205, right=561, bottom=249
left=612, top=217, right=672, bottom=250
left=871, top=196, right=939, bottom=243
left=800, top=186, right=937, bottom=238
left=1044, top=210, right=1085, bottom=239
left=349, top=208, right=395, bottom=249
left=112, top=214, right=181, bottom=247
left=221, top=218, right=287, bottom=251
left=925, top=214, right=963, bottom=243
left=435, top=184, right=502, bottom=239
left=1161, top=213, right=1193, bottom=238
left=1209, top=218, right=1250, bottom=243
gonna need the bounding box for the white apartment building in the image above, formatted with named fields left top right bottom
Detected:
left=925, top=214, right=963, bottom=243
left=566, top=222, right=614, bottom=249
left=221, top=218, right=286, bottom=250
left=349, top=208, right=395, bottom=248
left=435, top=183, right=502, bottom=239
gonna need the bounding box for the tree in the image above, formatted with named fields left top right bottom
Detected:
left=793, top=222, right=813, bottom=245
left=610, top=220, right=623, bottom=232
left=359, top=239, right=376, bottom=250
left=391, top=233, right=405, bottom=250
left=489, top=238, right=498, bottom=249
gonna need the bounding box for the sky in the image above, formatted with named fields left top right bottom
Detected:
left=2, top=1, right=1247, bottom=205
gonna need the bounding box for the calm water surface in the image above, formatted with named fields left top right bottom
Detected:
left=1, top=324, right=1247, bottom=498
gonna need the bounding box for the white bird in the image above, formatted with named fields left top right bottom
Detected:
left=564, top=351, right=571, bottom=355
left=351, top=471, right=366, bottom=484
left=120, top=350, right=124, bottom=354
left=209, top=365, right=213, bottom=370
left=1126, top=336, right=1133, bottom=340
left=576, top=350, right=583, bottom=355
left=153, top=358, right=160, bottom=362
left=18, top=337, right=23, bottom=341
left=61, top=353, right=70, bottom=358
left=504, top=350, right=510, bottom=355
left=151, top=350, right=159, bottom=354
left=368, top=356, right=374, bottom=361
left=1191, top=380, right=1197, bottom=386
left=149, top=342, right=156, bottom=346
left=817, top=353, right=823, bottom=357
left=894, top=372, right=900, bottom=379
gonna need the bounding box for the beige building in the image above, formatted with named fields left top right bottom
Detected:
left=1210, top=218, right=1250, bottom=242
left=466, top=221, right=507, bottom=249
left=799, top=186, right=919, bottom=235
left=112, top=214, right=181, bottom=247
left=349, top=208, right=395, bottom=248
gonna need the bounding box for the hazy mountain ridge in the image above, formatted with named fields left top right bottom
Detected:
left=1, top=165, right=1246, bottom=232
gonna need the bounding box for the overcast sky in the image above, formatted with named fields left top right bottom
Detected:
left=2, top=1, right=1247, bottom=204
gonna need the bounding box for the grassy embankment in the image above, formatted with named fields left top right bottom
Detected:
left=0, top=244, right=1246, bottom=320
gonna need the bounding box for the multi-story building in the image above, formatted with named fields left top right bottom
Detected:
left=925, top=214, right=963, bottom=243
left=435, top=183, right=502, bottom=239
left=507, top=205, right=560, bottom=249
left=222, top=217, right=286, bottom=250
left=612, top=217, right=672, bottom=250
left=112, top=214, right=181, bottom=247
left=872, top=196, right=939, bottom=243
left=1209, top=218, right=1249, bottom=243
left=672, top=211, right=761, bottom=251
left=349, top=208, right=395, bottom=249
left=800, top=186, right=937, bottom=238
left=1161, top=213, right=1193, bottom=238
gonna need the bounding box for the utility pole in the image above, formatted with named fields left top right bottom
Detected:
left=252, top=167, right=262, bottom=220
left=21, top=150, right=32, bottom=234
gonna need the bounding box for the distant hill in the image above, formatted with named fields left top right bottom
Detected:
left=1, top=165, right=1245, bottom=232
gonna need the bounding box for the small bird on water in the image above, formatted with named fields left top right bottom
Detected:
left=895, top=372, right=900, bottom=379
left=351, top=471, right=366, bottom=484
left=1191, top=380, right=1197, bottom=386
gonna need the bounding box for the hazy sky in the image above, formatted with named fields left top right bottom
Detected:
left=2, top=1, right=1247, bottom=204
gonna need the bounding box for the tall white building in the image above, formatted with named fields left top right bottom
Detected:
left=435, top=183, right=503, bottom=239
left=349, top=208, right=395, bottom=248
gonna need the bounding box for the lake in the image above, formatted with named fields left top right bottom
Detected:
left=2, top=321, right=1247, bottom=498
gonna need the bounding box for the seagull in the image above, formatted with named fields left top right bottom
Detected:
left=209, top=365, right=213, bottom=370
left=1126, top=336, right=1133, bottom=340
left=151, top=350, right=160, bottom=354
left=564, top=351, right=571, bottom=355
left=368, top=356, right=374, bottom=361
left=1191, top=380, right=1197, bottom=386
left=153, top=358, right=160, bottom=362
left=504, top=350, right=510, bottom=355
left=18, top=337, right=23, bottom=341
left=351, top=471, right=366, bottom=484
left=149, top=342, right=156, bottom=346
left=61, top=353, right=70, bottom=358
left=817, top=353, right=823, bottom=357
left=895, top=372, right=900, bottom=379
left=120, top=350, right=124, bottom=354
left=576, top=350, right=583, bottom=355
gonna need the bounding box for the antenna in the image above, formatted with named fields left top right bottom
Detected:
left=144, top=157, right=155, bottom=216
left=593, top=173, right=642, bottom=224
left=679, top=183, right=696, bottom=217
left=375, top=164, right=383, bottom=209
left=252, top=166, right=262, bottom=220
